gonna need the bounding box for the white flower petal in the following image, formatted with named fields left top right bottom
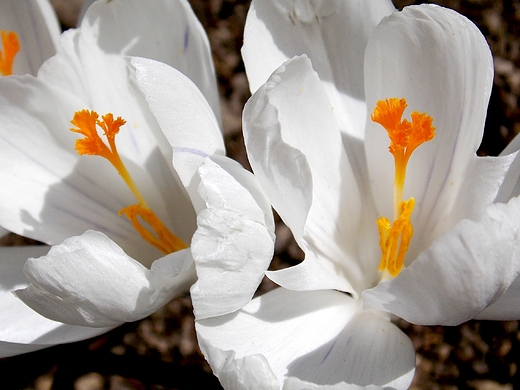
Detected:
left=264, top=258, right=348, bottom=295
left=364, top=195, right=520, bottom=325
left=0, top=0, right=60, bottom=76
left=283, top=377, right=387, bottom=390
left=364, top=5, right=496, bottom=253
left=409, top=153, right=513, bottom=264
left=129, top=56, right=225, bottom=213
left=197, top=343, right=280, bottom=390
left=14, top=230, right=195, bottom=327
left=243, top=0, right=394, bottom=139
left=191, top=156, right=274, bottom=320
left=475, top=271, right=520, bottom=320
left=79, top=0, right=220, bottom=122
left=496, top=148, right=520, bottom=202
left=244, top=55, right=374, bottom=293
left=0, top=246, right=112, bottom=358
left=197, top=289, right=414, bottom=388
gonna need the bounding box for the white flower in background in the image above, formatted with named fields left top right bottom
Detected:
left=0, top=0, right=224, bottom=358
left=195, top=2, right=520, bottom=389
left=0, top=0, right=61, bottom=239
left=0, top=0, right=60, bottom=77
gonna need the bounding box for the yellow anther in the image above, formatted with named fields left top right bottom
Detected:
left=371, top=98, right=435, bottom=277
left=70, top=109, right=187, bottom=254
left=0, top=30, right=20, bottom=76
left=377, top=198, right=415, bottom=277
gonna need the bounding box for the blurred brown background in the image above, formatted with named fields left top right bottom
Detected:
left=2, top=0, right=520, bottom=389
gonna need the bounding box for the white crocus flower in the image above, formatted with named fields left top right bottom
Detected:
left=0, top=0, right=223, bottom=357
left=195, top=3, right=520, bottom=389
left=0, top=0, right=60, bottom=77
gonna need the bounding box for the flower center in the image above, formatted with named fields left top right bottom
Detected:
left=70, top=109, right=188, bottom=254
left=0, top=30, right=20, bottom=76
left=371, top=98, right=435, bottom=277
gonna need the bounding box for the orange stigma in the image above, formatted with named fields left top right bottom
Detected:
left=0, top=30, right=20, bottom=76
left=371, top=98, right=435, bottom=277
left=70, top=109, right=188, bottom=254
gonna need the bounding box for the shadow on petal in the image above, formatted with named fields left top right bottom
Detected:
left=286, top=310, right=415, bottom=388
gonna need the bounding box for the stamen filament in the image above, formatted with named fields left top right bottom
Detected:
left=0, top=30, right=20, bottom=76
left=371, top=98, right=435, bottom=277
left=70, top=109, right=187, bottom=254
left=120, top=204, right=188, bottom=254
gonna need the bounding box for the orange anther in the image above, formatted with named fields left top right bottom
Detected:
left=119, top=204, right=188, bottom=254
left=0, top=30, right=20, bottom=76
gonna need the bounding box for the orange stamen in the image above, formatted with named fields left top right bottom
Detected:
left=70, top=109, right=187, bottom=254
left=0, top=30, right=20, bottom=76
left=119, top=204, right=188, bottom=254
left=371, top=98, right=435, bottom=277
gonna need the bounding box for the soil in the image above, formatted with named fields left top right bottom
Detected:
left=2, top=0, right=520, bottom=389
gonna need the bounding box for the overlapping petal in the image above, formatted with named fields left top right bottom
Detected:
left=191, top=156, right=274, bottom=320
left=0, top=245, right=113, bottom=358
left=364, top=195, right=520, bottom=325
left=242, top=0, right=394, bottom=139
left=78, top=0, right=220, bottom=123
left=197, top=288, right=414, bottom=389
left=0, top=0, right=60, bottom=76
left=244, top=55, right=379, bottom=294
left=129, top=56, right=224, bottom=213
left=14, top=230, right=195, bottom=327
left=476, top=271, right=520, bottom=320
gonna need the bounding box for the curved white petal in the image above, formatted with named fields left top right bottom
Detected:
left=364, top=5, right=497, bottom=258
left=502, top=132, right=520, bottom=156
left=244, top=55, right=371, bottom=293
left=79, top=0, right=220, bottom=122
left=0, top=0, right=60, bottom=76
left=129, top=56, right=224, bottom=213
left=197, top=288, right=414, bottom=388
left=364, top=195, right=520, bottom=325
left=243, top=0, right=394, bottom=139
left=283, top=377, right=388, bottom=390
left=475, top=270, right=520, bottom=321
left=197, top=344, right=280, bottom=390
left=0, top=246, right=113, bottom=358
left=14, top=230, right=196, bottom=327
left=191, top=156, right=274, bottom=320
left=496, top=147, right=520, bottom=202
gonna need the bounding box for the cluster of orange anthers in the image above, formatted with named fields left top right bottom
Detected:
left=371, top=97, right=436, bottom=277
left=0, top=30, right=20, bottom=76
left=70, top=109, right=187, bottom=254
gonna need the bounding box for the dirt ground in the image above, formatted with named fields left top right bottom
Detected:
left=2, top=0, right=520, bottom=389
